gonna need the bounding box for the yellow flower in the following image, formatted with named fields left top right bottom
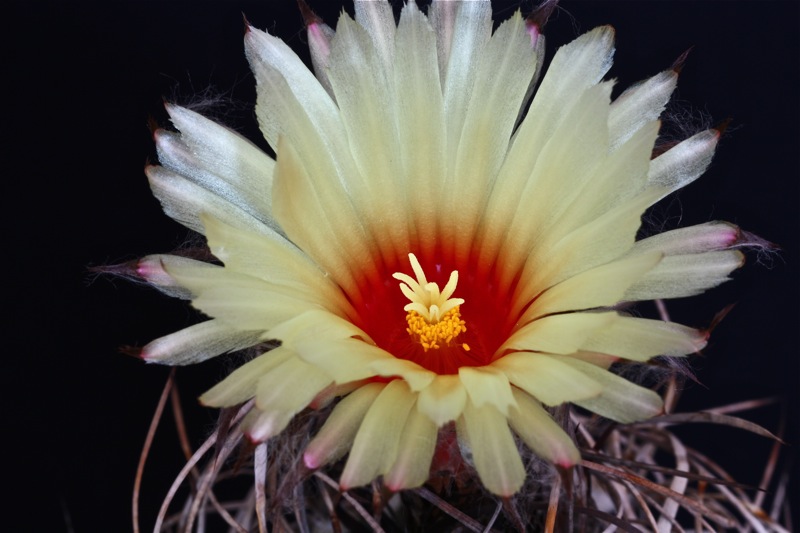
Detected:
left=136, top=0, right=747, bottom=496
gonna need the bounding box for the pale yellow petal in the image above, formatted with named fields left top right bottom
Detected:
left=307, top=20, right=335, bottom=97
left=482, top=26, right=615, bottom=271
left=485, top=82, right=613, bottom=281
left=327, top=14, right=409, bottom=259
left=492, top=352, right=603, bottom=406
left=367, top=358, right=436, bottom=391
left=501, top=312, right=616, bottom=354
left=513, top=187, right=664, bottom=308
left=458, top=401, right=525, bottom=497
left=545, top=120, right=659, bottom=240
left=508, top=388, right=580, bottom=468
left=247, top=357, right=333, bottom=442
left=244, top=25, right=339, bottom=151
left=165, top=262, right=323, bottom=331
left=458, top=366, right=516, bottom=416
left=417, top=374, right=468, bottom=427
left=293, top=338, right=388, bottom=384
left=384, top=403, right=438, bottom=491
left=200, top=347, right=293, bottom=407
left=265, top=309, right=368, bottom=345
left=519, top=250, right=663, bottom=323
left=340, top=380, right=416, bottom=490
left=200, top=214, right=353, bottom=316
left=427, top=0, right=458, bottom=84
left=304, top=383, right=385, bottom=469
left=394, top=1, right=446, bottom=254
left=440, top=0, right=492, bottom=176
left=272, top=136, right=373, bottom=295
left=630, top=221, right=742, bottom=255
left=448, top=10, right=539, bottom=262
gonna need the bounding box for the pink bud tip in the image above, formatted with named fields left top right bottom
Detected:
left=525, top=21, right=541, bottom=47
left=303, top=451, right=320, bottom=470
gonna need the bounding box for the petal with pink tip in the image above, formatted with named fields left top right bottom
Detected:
left=142, top=319, right=262, bottom=366
left=304, top=383, right=385, bottom=470
left=245, top=357, right=333, bottom=442
left=200, top=347, right=293, bottom=407
left=340, top=380, right=416, bottom=490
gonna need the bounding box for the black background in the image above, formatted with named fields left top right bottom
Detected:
left=6, top=1, right=798, bottom=530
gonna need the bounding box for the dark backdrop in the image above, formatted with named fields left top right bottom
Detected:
left=6, top=1, right=798, bottom=530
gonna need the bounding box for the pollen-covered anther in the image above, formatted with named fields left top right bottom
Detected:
left=406, top=307, right=468, bottom=351
left=393, top=253, right=469, bottom=352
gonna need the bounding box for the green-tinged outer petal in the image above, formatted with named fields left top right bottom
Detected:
left=458, top=366, right=516, bottom=416
left=142, top=319, right=263, bottom=365
left=200, top=347, right=293, bottom=407
left=304, top=382, right=385, bottom=470
left=340, top=380, right=416, bottom=490
left=563, top=358, right=664, bottom=423
left=492, top=352, right=603, bottom=406
left=582, top=316, right=707, bottom=360
left=624, top=251, right=744, bottom=301
left=458, top=401, right=525, bottom=497
left=508, top=388, right=580, bottom=468
left=417, top=375, right=468, bottom=427
left=384, top=403, right=438, bottom=491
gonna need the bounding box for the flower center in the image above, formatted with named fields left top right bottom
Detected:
left=393, top=254, right=470, bottom=352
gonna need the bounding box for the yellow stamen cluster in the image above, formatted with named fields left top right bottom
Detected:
left=406, top=306, right=468, bottom=351
left=393, top=253, right=469, bottom=352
